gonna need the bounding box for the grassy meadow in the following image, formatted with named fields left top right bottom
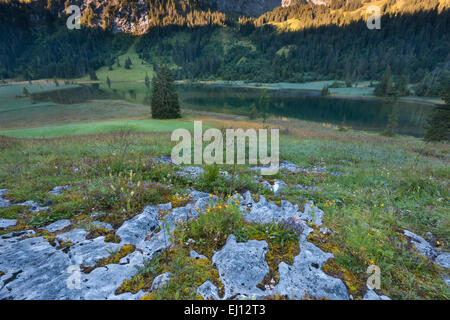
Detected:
left=0, top=83, right=155, bottom=130
left=78, top=44, right=155, bottom=83
left=0, top=119, right=199, bottom=139
left=0, top=82, right=448, bottom=300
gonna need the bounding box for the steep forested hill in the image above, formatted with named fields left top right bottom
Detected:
left=0, top=0, right=449, bottom=95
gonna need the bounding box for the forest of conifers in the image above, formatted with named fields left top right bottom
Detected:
left=0, top=0, right=449, bottom=96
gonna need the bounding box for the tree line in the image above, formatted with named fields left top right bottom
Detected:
left=1, top=0, right=449, bottom=99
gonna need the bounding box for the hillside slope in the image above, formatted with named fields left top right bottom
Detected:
left=0, top=0, right=449, bottom=89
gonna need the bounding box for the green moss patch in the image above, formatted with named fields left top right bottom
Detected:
left=141, top=249, right=224, bottom=300
left=81, top=244, right=135, bottom=274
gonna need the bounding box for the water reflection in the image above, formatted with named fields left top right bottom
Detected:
left=30, top=84, right=434, bottom=137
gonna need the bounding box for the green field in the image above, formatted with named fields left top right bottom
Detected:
left=78, top=44, right=155, bottom=83
left=0, top=118, right=198, bottom=139
left=0, top=83, right=155, bottom=130
left=0, top=83, right=197, bottom=139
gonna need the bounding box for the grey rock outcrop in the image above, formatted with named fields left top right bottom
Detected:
left=250, top=160, right=340, bottom=177
left=56, top=229, right=88, bottom=244
left=154, top=155, right=173, bottom=164
left=176, top=166, right=205, bottom=178
left=42, top=219, right=71, bottom=232
left=0, top=219, right=17, bottom=229
left=273, top=179, right=288, bottom=194
left=190, top=250, right=208, bottom=260
left=91, top=221, right=114, bottom=231
left=70, top=236, right=122, bottom=268
left=116, top=205, right=162, bottom=247
left=48, top=185, right=70, bottom=196
left=259, top=179, right=287, bottom=194
left=212, top=235, right=269, bottom=299
left=239, top=191, right=323, bottom=227
left=363, top=288, right=391, bottom=300
left=436, top=253, right=450, bottom=269
left=197, top=280, right=221, bottom=300
left=1, top=187, right=350, bottom=300
left=17, top=200, right=50, bottom=213
left=403, top=230, right=438, bottom=260
left=0, top=223, right=144, bottom=299
left=151, top=272, right=172, bottom=291
left=273, top=226, right=349, bottom=300
left=83, top=251, right=144, bottom=300
left=0, top=189, right=10, bottom=208
left=0, top=235, right=78, bottom=299
left=67, top=0, right=151, bottom=34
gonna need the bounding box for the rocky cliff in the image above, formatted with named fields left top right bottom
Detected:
left=3, top=0, right=318, bottom=33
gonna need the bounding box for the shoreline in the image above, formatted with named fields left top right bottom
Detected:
left=2, top=79, right=443, bottom=106
left=180, top=80, right=444, bottom=106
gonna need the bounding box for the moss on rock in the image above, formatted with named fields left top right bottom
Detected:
left=82, top=244, right=135, bottom=274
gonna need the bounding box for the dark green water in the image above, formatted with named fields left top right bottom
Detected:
left=178, top=85, right=435, bottom=137
left=31, top=84, right=435, bottom=137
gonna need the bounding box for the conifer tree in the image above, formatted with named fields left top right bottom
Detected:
left=151, top=64, right=181, bottom=119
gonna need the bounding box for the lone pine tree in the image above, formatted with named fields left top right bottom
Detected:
left=151, top=64, right=181, bottom=119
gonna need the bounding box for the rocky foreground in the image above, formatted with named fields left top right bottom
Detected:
left=0, top=161, right=448, bottom=300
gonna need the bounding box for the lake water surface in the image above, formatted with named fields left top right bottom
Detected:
left=31, top=84, right=435, bottom=137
